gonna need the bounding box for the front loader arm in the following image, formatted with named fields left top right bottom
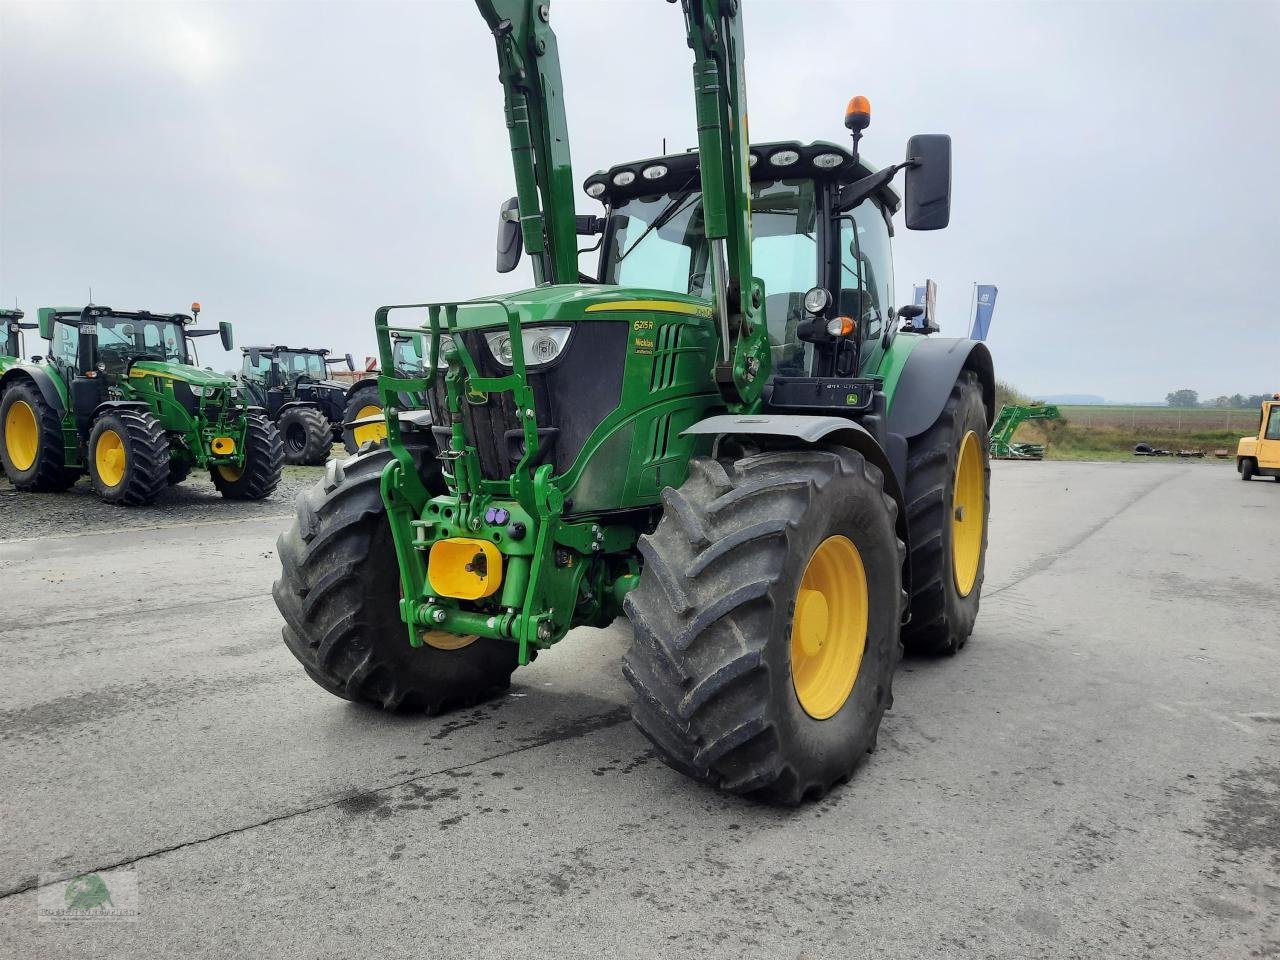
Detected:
left=475, top=0, right=579, bottom=286
left=679, top=0, right=769, bottom=409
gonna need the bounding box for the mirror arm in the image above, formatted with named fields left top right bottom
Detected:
left=836, top=161, right=911, bottom=213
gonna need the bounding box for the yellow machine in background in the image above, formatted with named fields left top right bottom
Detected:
left=1236, top=394, right=1280, bottom=481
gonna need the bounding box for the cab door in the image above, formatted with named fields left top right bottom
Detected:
left=1259, top=402, right=1280, bottom=470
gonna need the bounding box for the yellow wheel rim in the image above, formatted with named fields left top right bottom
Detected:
left=217, top=464, right=243, bottom=482
left=952, top=430, right=985, bottom=597
left=95, top=429, right=126, bottom=488
left=420, top=630, right=479, bottom=651
left=352, top=404, right=387, bottom=447
left=790, top=535, right=868, bottom=720
left=4, top=400, right=39, bottom=471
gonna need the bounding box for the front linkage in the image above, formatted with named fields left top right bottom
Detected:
left=375, top=303, right=638, bottom=665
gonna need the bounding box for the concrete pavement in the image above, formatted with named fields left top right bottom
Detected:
left=0, top=460, right=1276, bottom=959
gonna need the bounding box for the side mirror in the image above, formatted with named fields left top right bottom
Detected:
left=345, top=353, right=354, bottom=372
left=904, top=134, right=951, bottom=231
left=219, top=321, right=234, bottom=351
left=77, top=323, right=99, bottom=375
left=37, top=307, right=55, bottom=340
left=247, top=347, right=261, bottom=365
left=496, top=196, right=523, bottom=274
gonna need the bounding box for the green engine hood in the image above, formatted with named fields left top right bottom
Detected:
left=130, top=360, right=237, bottom=389
left=443, top=284, right=714, bottom=331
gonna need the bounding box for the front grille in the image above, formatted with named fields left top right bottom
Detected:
left=428, top=323, right=628, bottom=481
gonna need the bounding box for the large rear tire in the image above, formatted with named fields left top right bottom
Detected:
left=279, top=405, right=332, bottom=466
left=87, top=409, right=170, bottom=506
left=211, top=413, right=284, bottom=500
left=0, top=381, right=78, bottom=491
left=274, top=442, right=518, bottom=712
left=902, top=370, right=991, bottom=656
left=623, top=449, right=904, bottom=805
left=342, top=382, right=386, bottom=455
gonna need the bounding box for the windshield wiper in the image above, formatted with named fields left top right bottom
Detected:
left=615, top=176, right=699, bottom=265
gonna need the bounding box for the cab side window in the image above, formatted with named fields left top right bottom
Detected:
left=839, top=199, right=894, bottom=343
left=51, top=322, right=78, bottom=368
left=1266, top=406, right=1280, bottom=441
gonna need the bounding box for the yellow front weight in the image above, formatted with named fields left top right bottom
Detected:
left=428, top=537, right=504, bottom=600
left=211, top=436, right=236, bottom=456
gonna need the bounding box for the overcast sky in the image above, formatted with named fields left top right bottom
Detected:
left=2, top=0, right=1277, bottom=401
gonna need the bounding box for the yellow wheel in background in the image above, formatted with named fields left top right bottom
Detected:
left=952, top=430, right=985, bottom=597
left=790, top=535, right=869, bottom=721
left=352, top=404, right=386, bottom=447
left=216, top=464, right=243, bottom=483
left=4, top=400, right=39, bottom=471
left=94, top=429, right=127, bottom=488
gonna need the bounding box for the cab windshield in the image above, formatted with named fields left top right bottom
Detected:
left=96, top=315, right=188, bottom=365
left=603, top=179, right=820, bottom=376
left=279, top=351, right=327, bottom=380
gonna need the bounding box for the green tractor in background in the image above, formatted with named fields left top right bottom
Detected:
left=274, top=0, right=993, bottom=804
left=0, top=303, right=283, bottom=505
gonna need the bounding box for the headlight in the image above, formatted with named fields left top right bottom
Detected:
left=190, top=385, right=209, bottom=397
left=812, top=152, right=844, bottom=169
left=483, top=327, right=572, bottom=368
left=432, top=334, right=457, bottom=369
left=769, top=149, right=800, bottom=167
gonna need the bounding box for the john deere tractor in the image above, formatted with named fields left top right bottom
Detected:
left=239, top=344, right=361, bottom=464
left=274, top=0, right=994, bottom=804
left=0, top=303, right=283, bottom=505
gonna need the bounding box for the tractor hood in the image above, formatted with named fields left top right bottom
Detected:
left=130, top=360, right=237, bottom=390
left=441, top=284, right=713, bottom=331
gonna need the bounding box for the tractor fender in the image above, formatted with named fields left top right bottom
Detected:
left=0, top=365, right=67, bottom=415
left=92, top=400, right=151, bottom=417
left=887, top=337, right=995, bottom=439
left=276, top=400, right=324, bottom=417
left=683, top=413, right=911, bottom=601
left=345, top=377, right=379, bottom=401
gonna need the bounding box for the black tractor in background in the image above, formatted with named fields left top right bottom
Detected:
left=238, top=345, right=376, bottom=464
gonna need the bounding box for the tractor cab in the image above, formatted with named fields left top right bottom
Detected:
left=585, top=140, right=912, bottom=387
left=240, top=345, right=354, bottom=421
left=37, top=305, right=233, bottom=387
left=2, top=309, right=39, bottom=366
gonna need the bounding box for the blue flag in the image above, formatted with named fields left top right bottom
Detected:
left=970, top=285, right=997, bottom=340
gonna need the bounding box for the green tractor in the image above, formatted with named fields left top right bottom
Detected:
left=274, top=0, right=994, bottom=804
left=989, top=403, right=1062, bottom=459
left=0, top=303, right=283, bottom=505
left=238, top=344, right=361, bottom=464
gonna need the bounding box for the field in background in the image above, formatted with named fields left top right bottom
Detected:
left=1058, top=405, right=1261, bottom=433
left=993, top=384, right=1251, bottom=462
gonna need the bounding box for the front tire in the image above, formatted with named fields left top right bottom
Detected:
left=902, top=370, right=991, bottom=656
left=211, top=414, right=284, bottom=500
left=622, top=449, right=904, bottom=805
left=342, top=382, right=385, bottom=455
left=0, top=381, right=78, bottom=491
left=273, top=443, right=518, bottom=712
left=87, top=409, right=170, bottom=506
left=278, top=405, right=332, bottom=466
left=1240, top=458, right=1256, bottom=481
